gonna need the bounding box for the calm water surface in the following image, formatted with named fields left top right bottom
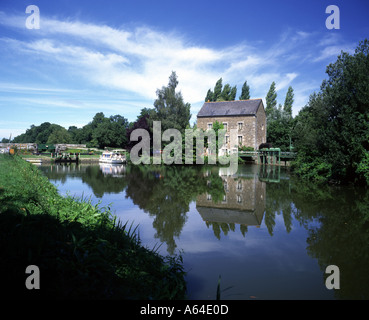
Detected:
left=38, top=163, right=369, bottom=300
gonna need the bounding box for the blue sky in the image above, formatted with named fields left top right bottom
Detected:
left=1, top=0, right=369, bottom=139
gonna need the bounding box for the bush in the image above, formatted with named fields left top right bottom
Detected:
left=356, top=151, right=369, bottom=185
left=238, top=146, right=254, bottom=152
left=292, top=155, right=332, bottom=183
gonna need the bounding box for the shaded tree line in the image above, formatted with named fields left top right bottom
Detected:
left=265, top=83, right=295, bottom=151
left=291, top=39, right=369, bottom=185
left=205, top=78, right=251, bottom=102
left=13, top=113, right=129, bottom=150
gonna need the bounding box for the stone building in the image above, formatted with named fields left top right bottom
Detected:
left=196, top=99, right=266, bottom=154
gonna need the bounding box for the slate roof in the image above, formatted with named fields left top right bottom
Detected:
left=197, top=99, right=263, bottom=118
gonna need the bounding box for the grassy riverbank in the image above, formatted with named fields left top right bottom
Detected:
left=0, top=154, right=186, bottom=299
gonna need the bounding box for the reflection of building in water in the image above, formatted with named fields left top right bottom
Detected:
left=99, top=163, right=126, bottom=177
left=196, top=170, right=266, bottom=230
left=258, top=165, right=281, bottom=183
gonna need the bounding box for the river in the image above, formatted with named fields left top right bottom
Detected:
left=38, top=162, right=369, bottom=300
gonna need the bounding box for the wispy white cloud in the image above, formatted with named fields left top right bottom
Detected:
left=0, top=82, right=80, bottom=94
left=313, top=44, right=355, bottom=62
left=0, top=10, right=357, bottom=123
left=314, top=33, right=356, bottom=62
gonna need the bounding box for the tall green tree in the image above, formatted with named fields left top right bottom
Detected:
left=213, top=78, right=223, bottom=101
left=205, top=89, right=214, bottom=102
left=292, top=39, right=369, bottom=185
left=283, top=86, right=294, bottom=117
left=266, top=107, right=295, bottom=151
left=47, top=127, right=72, bottom=144
left=67, top=126, right=80, bottom=143
left=220, top=84, right=231, bottom=101
left=205, top=78, right=238, bottom=102
left=91, top=114, right=129, bottom=149
left=151, top=71, right=191, bottom=133
left=13, top=122, right=69, bottom=144
left=265, top=81, right=277, bottom=119
left=265, top=86, right=295, bottom=151
left=239, top=81, right=250, bottom=100
left=229, top=85, right=237, bottom=101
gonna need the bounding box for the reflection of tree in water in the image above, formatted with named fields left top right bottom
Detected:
left=291, top=181, right=369, bottom=299
left=203, top=166, right=369, bottom=299
left=236, top=168, right=369, bottom=299
left=124, top=165, right=225, bottom=254
left=39, top=164, right=128, bottom=198
left=264, top=179, right=293, bottom=236
left=205, top=221, right=250, bottom=240
left=81, top=165, right=128, bottom=198
left=39, top=163, right=86, bottom=185
left=41, top=163, right=369, bottom=298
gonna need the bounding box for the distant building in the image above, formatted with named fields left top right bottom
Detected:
left=196, top=99, right=266, bottom=154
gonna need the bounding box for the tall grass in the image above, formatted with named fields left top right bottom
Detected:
left=0, top=154, right=186, bottom=299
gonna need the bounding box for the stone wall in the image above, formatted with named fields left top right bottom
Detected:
left=197, top=115, right=260, bottom=150
left=255, top=103, right=267, bottom=148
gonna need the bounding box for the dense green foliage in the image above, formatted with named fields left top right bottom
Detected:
left=264, top=82, right=295, bottom=151
left=13, top=122, right=72, bottom=144
left=204, top=78, right=238, bottom=102
left=13, top=113, right=129, bottom=149
left=266, top=107, right=294, bottom=151
left=266, top=173, right=369, bottom=299
left=292, top=39, right=369, bottom=185
left=150, top=71, right=191, bottom=134
left=283, top=86, right=294, bottom=117
left=124, top=165, right=225, bottom=254
left=239, top=81, right=251, bottom=100
left=0, top=155, right=186, bottom=299
left=265, top=81, right=277, bottom=118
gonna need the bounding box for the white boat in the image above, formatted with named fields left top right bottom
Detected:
left=99, top=163, right=126, bottom=177
left=99, top=150, right=126, bottom=164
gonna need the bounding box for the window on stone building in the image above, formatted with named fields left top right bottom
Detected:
left=223, top=122, right=228, bottom=132
left=238, top=122, right=243, bottom=130
left=237, top=180, right=242, bottom=190
left=238, top=135, right=243, bottom=145
left=237, top=195, right=242, bottom=203
left=207, top=123, right=213, bottom=130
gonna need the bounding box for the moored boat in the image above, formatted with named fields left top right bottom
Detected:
left=99, top=150, right=126, bottom=164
